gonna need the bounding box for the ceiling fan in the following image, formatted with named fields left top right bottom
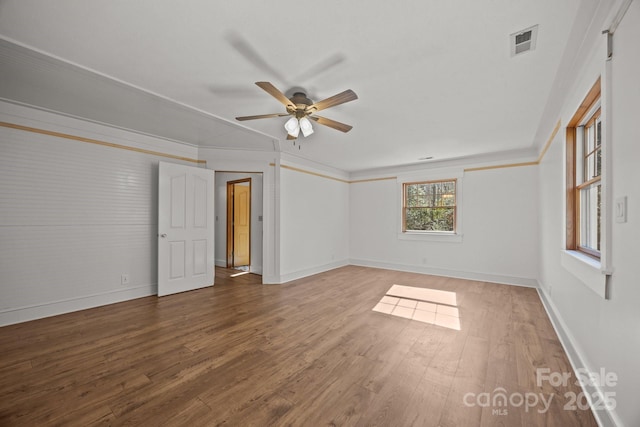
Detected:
left=236, top=82, right=358, bottom=140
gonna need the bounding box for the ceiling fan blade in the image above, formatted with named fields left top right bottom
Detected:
left=306, top=89, right=358, bottom=113
left=235, top=113, right=290, bottom=121
left=286, top=134, right=297, bottom=140
left=225, top=33, right=289, bottom=84
left=255, top=82, right=296, bottom=110
left=309, top=115, right=353, bottom=133
left=292, top=53, right=346, bottom=84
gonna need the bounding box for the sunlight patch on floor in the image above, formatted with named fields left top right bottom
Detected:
left=230, top=271, right=250, bottom=277
left=372, top=285, right=460, bottom=330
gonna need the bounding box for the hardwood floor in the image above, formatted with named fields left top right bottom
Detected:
left=0, top=266, right=597, bottom=426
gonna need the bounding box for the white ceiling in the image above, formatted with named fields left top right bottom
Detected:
left=0, top=0, right=594, bottom=172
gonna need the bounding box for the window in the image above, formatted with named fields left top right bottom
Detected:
left=403, top=179, right=457, bottom=233
left=567, top=78, right=602, bottom=259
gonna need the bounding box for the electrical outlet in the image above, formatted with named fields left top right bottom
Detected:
left=121, top=274, right=130, bottom=285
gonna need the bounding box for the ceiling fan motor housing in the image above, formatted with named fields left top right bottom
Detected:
left=290, top=92, right=313, bottom=106
left=290, top=92, right=313, bottom=118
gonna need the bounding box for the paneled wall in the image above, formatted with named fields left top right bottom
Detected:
left=0, top=102, right=199, bottom=325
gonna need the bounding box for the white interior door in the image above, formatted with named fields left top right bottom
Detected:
left=158, top=161, right=214, bottom=296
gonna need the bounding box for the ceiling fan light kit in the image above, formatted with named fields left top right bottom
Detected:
left=236, top=81, right=357, bottom=141
left=299, top=117, right=314, bottom=137
left=284, top=116, right=301, bottom=138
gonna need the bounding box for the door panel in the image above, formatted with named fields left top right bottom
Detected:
left=193, top=175, right=208, bottom=228
left=169, top=241, right=185, bottom=279
left=170, top=175, right=186, bottom=228
left=193, top=239, right=207, bottom=275
left=158, top=161, right=214, bottom=296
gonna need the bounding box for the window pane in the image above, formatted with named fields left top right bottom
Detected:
left=579, top=183, right=601, bottom=251
left=585, top=152, right=600, bottom=181
left=585, top=123, right=595, bottom=154
left=406, top=184, right=422, bottom=207
left=438, top=182, right=456, bottom=206
left=405, top=207, right=455, bottom=231
left=584, top=149, right=602, bottom=182
left=405, top=181, right=456, bottom=207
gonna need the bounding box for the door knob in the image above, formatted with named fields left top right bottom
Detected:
left=160, top=233, right=167, bottom=238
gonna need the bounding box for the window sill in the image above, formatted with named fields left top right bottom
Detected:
left=398, top=232, right=463, bottom=243
left=560, top=250, right=609, bottom=299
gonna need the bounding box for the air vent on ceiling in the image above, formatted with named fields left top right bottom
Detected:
left=510, top=25, right=538, bottom=57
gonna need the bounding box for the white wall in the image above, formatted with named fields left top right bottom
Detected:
left=279, top=160, right=350, bottom=282
left=349, top=165, right=539, bottom=285
left=537, top=2, right=640, bottom=426
left=0, top=101, right=199, bottom=326
left=214, top=172, right=263, bottom=274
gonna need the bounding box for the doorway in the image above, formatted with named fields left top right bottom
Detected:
left=226, top=178, right=251, bottom=271
left=214, top=171, right=263, bottom=278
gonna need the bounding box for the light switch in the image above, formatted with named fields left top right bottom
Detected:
left=615, top=196, right=627, bottom=223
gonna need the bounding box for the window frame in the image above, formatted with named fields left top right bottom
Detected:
left=577, top=107, right=602, bottom=258
left=397, top=169, right=463, bottom=243
left=566, top=77, right=602, bottom=260
left=402, top=179, right=457, bottom=233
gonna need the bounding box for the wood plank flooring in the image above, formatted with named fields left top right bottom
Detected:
left=0, top=266, right=597, bottom=426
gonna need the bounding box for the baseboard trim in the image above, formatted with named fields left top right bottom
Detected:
left=262, top=274, right=279, bottom=285
left=537, top=284, right=620, bottom=427
left=0, top=284, right=155, bottom=327
left=348, top=258, right=539, bottom=288
left=250, top=266, right=263, bottom=275
left=279, top=259, right=349, bottom=284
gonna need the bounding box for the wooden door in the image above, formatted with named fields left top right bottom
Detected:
left=226, top=179, right=251, bottom=268
left=158, top=161, right=214, bottom=296
left=233, top=183, right=251, bottom=266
